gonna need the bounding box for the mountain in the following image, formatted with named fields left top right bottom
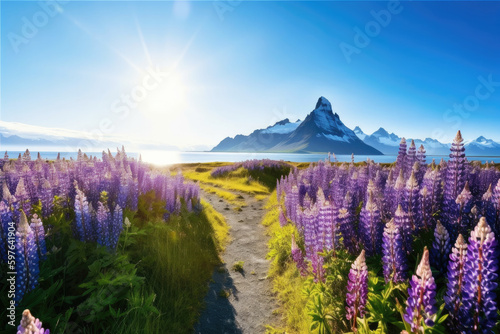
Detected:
left=465, top=136, right=500, bottom=156
left=354, top=126, right=451, bottom=155
left=354, top=127, right=500, bottom=156
left=211, top=118, right=301, bottom=152
left=212, top=97, right=383, bottom=155
left=353, top=126, right=367, bottom=140
left=0, top=121, right=179, bottom=152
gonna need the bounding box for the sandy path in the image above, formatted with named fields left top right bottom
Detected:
left=194, top=191, right=279, bottom=333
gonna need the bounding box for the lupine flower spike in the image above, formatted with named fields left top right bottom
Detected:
left=404, top=247, right=437, bottom=333
left=462, top=217, right=498, bottom=332
left=291, top=234, right=308, bottom=276
left=382, top=219, right=407, bottom=283
left=444, top=234, right=468, bottom=332
left=346, top=250, right=368, bottom=332
left=430, top=220, right=451, bottom=274
left=17, top=309, right=50, bottom=334
left=15, top=211, right=40, bottom=304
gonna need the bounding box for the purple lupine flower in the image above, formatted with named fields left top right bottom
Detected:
left=383, top=169, right=396, bottom=219
left=302, top=193, right=312, bottom=209
left=395, top=138, right=407, bottom=177
left=311, top=250, right=325, bottom=283
left=405, top=140, right=417, bottom=177
left=404, top=247, right=437, bottom=332
left=74, top=184, right=92, bottom=242
left=17, top=309, right=50, bottom=334
left=394, top=204, right=413, bottom=255
left=392, top=169, right=406, bottom=215
left=462, top=217, right=498, bottom=332
left=443, top=131, right=468, bottom=224
left=455, top=181, right=473, bottom=236
left=416, top=144, right=426, bottom=166
left=291, top=234, right=308, bottom=276
left=317, top=200, right=338, bottom=251
left=419, top=167, right=442, bottom=230
left=360, top=191, right=382, bottom=256
left=404, top=171, right=421, bottom=232
left=489, top=179, right=500, bottom=234
left=110, top=205, right=123, bottom=250
left=0, top=200, right=11, bottom=263
left=346, top=250, right=368, bottom=331
left=278, top=206, right=287, bottom=227
left=15, top=211, right=40, bottom=304
left=419, top=186, right=432, bottom=231
left=430, top=221, right=451, bottom=274
left=338, top=207, right=358, bottom=255
left=117, top=177, right=129, bottom=210
left=481, top=184, right=496, bottom=230
left=3, top=181, right=15, bottom=205
left=29, top=214, right=47, bottom=261
left=302, top=207, right=319, bottom=259
left=96, top=201, right=111, bottom=248
left=39, top=179, right=53, bottom=218
left=15, top=178, right=31, bottom=216
left=382, top=219, right=407, bottom=284
left=444, top=234, right=468, bottom=332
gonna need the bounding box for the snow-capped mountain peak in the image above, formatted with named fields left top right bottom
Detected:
left=372, top=127, right=390, bottom=138
left=215, top=96, right=382, bottom=154
left=354, top=126, right=367, bottom=140
left=467, top=136, right=500, bottom=149
left=306, top=97, right=357, bottom=141
left=261, top=118, right=302, bottom=135
left=315, top=96, right=332, bottom=111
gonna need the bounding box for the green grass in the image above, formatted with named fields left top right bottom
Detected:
left=255, top=194, right=269, bottom=201
left=199, top=184, right=246, bottom=208
left=232, top=261, right=245, bottom=273
left=114, top=199, right=229, bottom=333
left=184, top=169, right=270, bottom=195
left=200, top=199, right=230, bottom=251
left=262, top=192, right=310, bottom=333
left=0, top=193, right=230, bottom=334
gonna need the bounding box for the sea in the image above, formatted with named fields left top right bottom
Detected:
left=5, top=150, right=500, bottom=166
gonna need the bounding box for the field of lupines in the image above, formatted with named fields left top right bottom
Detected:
left=210, top=159, right=293, bottom=178
left=3, top=133, right=500, bottom=333
left=0, top=148, right=226, bottom=333
left=272, top=131, right=500, bottom=333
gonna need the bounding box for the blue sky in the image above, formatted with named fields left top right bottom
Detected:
left=1, top=0, right=499, bottom=149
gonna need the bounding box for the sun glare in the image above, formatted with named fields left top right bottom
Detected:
left=139, top=72, right=188, bottom=122
left=140, top=150, right=182, bottom=165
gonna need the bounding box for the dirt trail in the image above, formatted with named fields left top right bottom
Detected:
left=194, top=191, right=279, bottom=334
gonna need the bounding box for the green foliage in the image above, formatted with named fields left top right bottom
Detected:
left=263, top=189, right=453, bottom=334
left=303, top=250, right=353, bottom=333
left=232, top=261, right=245, bottom=272
left=135, top=190, right=167, bottom=225
left=246, top=166, right=291, bottom=191
left=77, top=250, right=145, bottom=323
left=267, top=224, right=299, bottom=276
left=0, top=191, right=228, bottom=334
left=218, top=289, right=231, bottom=298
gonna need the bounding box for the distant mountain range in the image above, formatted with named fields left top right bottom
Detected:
left=354, top=127, right=500, bottom=156
left=0, top=121, right=179, bottom=152
left=212, top=97, right=382, bottom=155
left=213, top=96, right=500, bottom=156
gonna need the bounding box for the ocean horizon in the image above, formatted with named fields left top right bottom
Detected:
left=4, top=150, right=500, bottom=166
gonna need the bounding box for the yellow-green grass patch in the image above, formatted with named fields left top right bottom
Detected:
left=199, top=184, right=246, bottom=208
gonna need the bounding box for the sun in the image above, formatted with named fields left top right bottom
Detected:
left=139, top=71, right=188, bottom=122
